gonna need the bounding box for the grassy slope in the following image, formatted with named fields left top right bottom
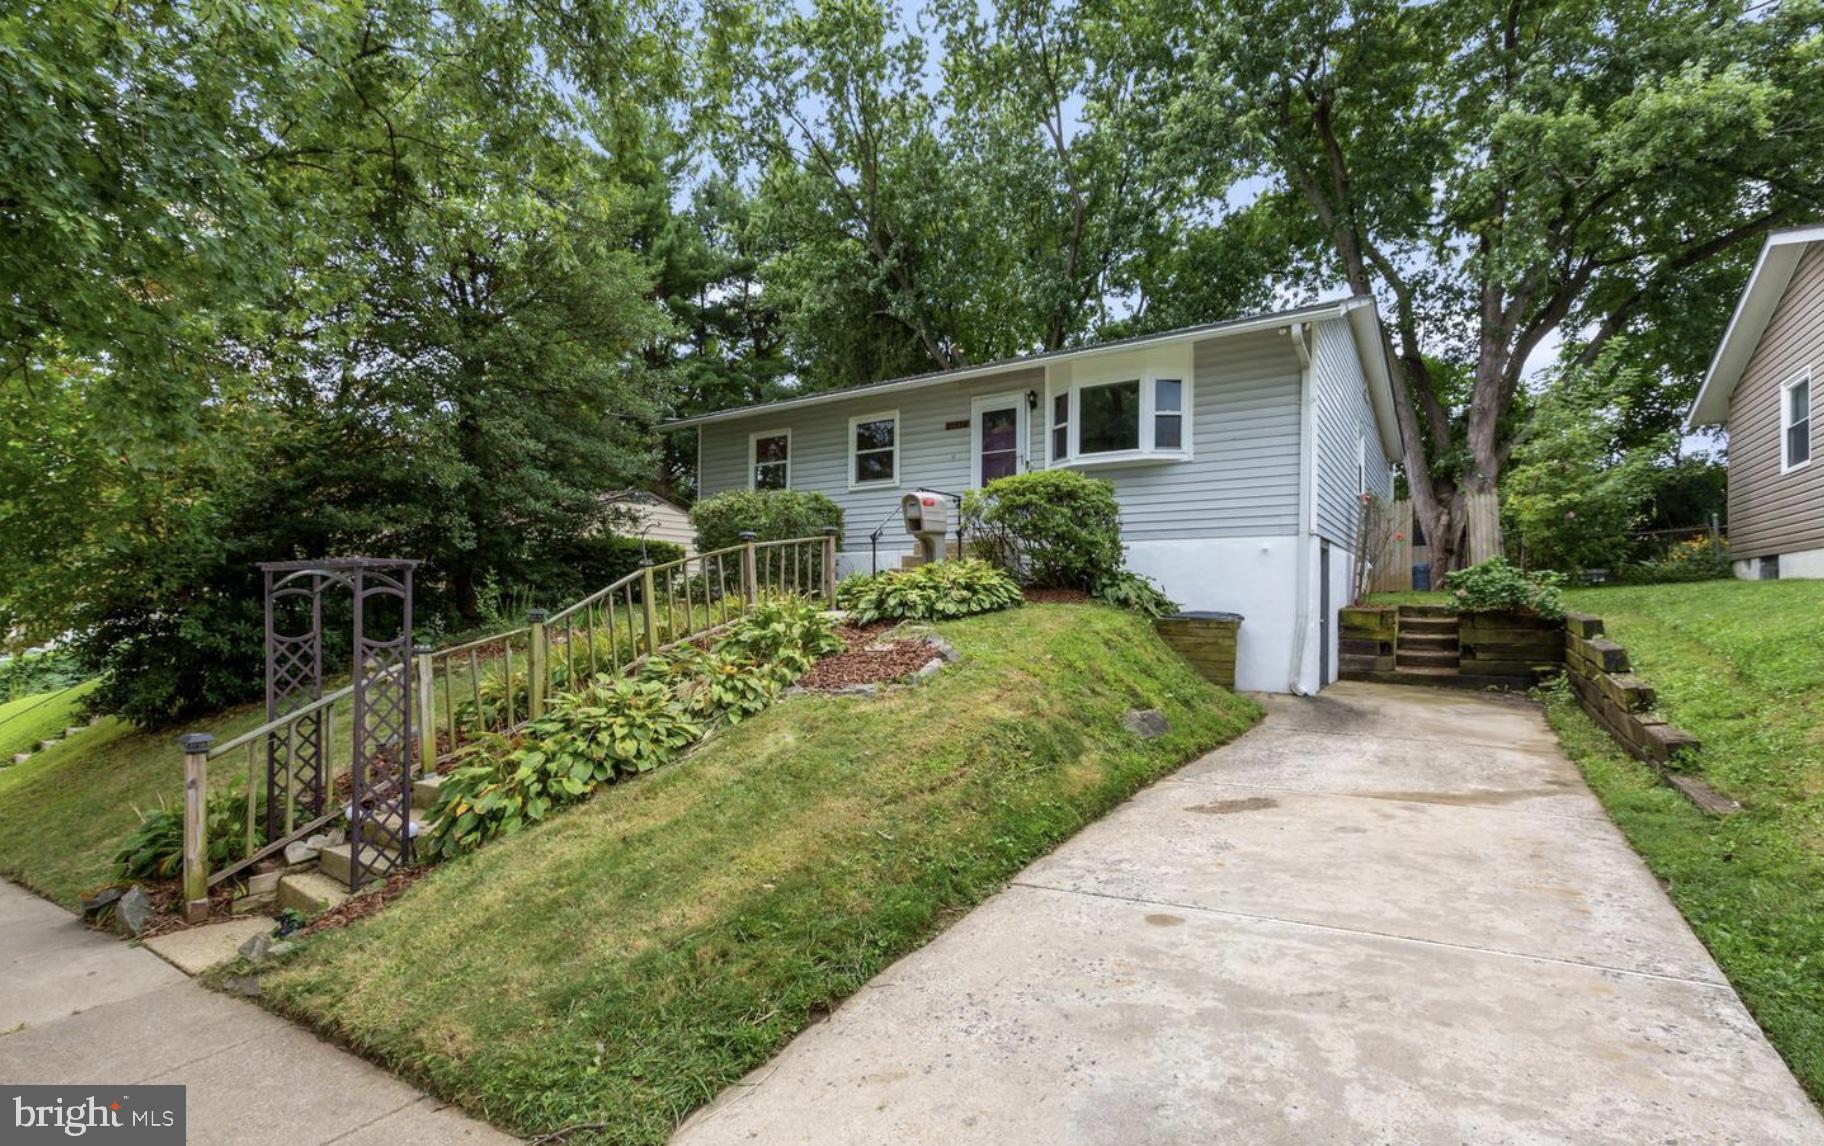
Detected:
left=0, top=681, right=98, bottom=761
left=260, top=604, right=1260, bottom=1142
left=1549, top=579, right=1824, bottom=1103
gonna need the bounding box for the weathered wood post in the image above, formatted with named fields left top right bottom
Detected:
left=639, top=560, right=660, bottom=655
left=822, top=526, right=839, bottom=604
left=413, top=645, right=436, bottom=776
left=527, top=609, right=549, bottom=719
left=179, top=733, right=213, bottom=923
left=740, top=531, right=759, bottom=607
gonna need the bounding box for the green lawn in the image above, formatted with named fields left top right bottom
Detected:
left=259, top=604, right=1261, bottom=1143
left=1547, top=578, right=1824, bottom=1104
left=0, top=680, right=98, bottom=762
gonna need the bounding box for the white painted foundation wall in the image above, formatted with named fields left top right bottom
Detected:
left=1735, top=545, right=1824, bottom=579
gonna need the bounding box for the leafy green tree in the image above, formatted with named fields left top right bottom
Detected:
left=1163, top=0, right=1824, bottom=569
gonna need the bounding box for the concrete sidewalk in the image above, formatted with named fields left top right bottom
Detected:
left=676, top=682, right=1824, bottom=1144
left=0, top=880, right=515, bottom=1145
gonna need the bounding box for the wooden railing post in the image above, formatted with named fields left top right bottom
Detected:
left=822, top=527, right=839, bottom=604
left=640, top=561, right=660, bottom=654
left=413, top=645, right=436, bottom=776
left=179, top=733, right=213, bottom=923
left=527, top=609, right=548, bottom=718
left=740, top=531, right=759, bottom=607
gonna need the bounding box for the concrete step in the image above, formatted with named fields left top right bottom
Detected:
left=412, top=773, right=445, bottom=811
left=1396, top=650, right=1461, bottom=669
left=316, top=842, right=405, bottom=888
left=276, top=871, right=350, bottom=915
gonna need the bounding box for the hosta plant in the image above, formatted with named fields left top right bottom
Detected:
left=835, top=559, right=1023, bottom=623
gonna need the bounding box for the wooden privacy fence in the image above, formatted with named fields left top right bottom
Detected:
left=1364, top=494, right=1501, bottom=594
left=181, top=530, right=838, bottom=912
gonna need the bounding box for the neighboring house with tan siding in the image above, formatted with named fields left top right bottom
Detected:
left=602, top=489, right=696, bottom=554
left=665, top=297, right=1400, bottom=694
left=1687, top=225, right=1824, bottom=580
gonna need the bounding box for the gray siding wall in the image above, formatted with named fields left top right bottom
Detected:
left=699, top=367, right=1046, bottom=554
left=1728, top=242, right=1824, bottom=559
left=698, top=326, right=1314, bottom=550
left=1311, top=317, right=1394, bottom=547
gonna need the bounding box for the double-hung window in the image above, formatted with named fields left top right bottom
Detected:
left=749, top=429, right=790, bottom=490
left=849, top=411, right=899, bottom=488
left=1782, top=371, right=1812, bottom=472
left=1048, top=366, right=1191, bottom=465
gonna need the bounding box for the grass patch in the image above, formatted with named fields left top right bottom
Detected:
left=0, top=680, right=97, bottom=761
left=1362, top=589, right=1453, bottom=607
left=1545, top=579, right=1824, bottom=1104
left=260, top=604, right=1259, bottom=1142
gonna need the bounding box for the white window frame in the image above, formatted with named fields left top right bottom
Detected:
left=1356, top=429, right=1367, bottom=496
left=1045, top=362, right=1193, bottom=468
left=847, top=409, right=900, bottom=490
left=970, top=391, right=1029, bottom=488
left=1781, top=369, right=1812, bottom=474
left=747, top=428, right=791, bottom=491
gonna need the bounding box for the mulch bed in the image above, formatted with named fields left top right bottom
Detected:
left=130, top=880, right=240, bottom=939
left=798, top=622, right=941, bottom=690
left=297, top=865, right=430, bottom=938
left=1023, top=588, right=1090, bottom=604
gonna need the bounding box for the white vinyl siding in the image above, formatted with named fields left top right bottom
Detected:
left=1311, top=318, right=1394, bottom=546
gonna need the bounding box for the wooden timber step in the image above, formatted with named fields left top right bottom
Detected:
left=1398, top=616, right=1460, bottom=634
left=1390, top=664, right=1459, bottom=677
left=1397, top=633, right=1460, bottom=652
left=1396, top=649, right=1462, bottom=669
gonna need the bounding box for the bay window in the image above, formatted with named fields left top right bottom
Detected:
left=1048, top=371, right=1191, bottom=464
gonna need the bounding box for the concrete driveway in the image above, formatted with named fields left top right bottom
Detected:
left=676, top=681, right=1824, bottom=1144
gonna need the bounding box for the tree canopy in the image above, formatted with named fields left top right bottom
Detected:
left=3, top=0, right=1819, bottom=722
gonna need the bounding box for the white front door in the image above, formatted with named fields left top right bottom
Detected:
left=970, top=392, right=1028, bottom=488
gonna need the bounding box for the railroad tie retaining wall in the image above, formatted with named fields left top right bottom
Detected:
left=1154, top=611, right=1242, bottom=690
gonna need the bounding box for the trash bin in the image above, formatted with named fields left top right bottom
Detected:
left=1413, top=562, right=1432, bottom=591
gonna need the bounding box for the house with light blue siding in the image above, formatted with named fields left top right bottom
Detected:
left=664, top=297, right=1401, bottom=693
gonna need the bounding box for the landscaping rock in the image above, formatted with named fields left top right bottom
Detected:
left=283, top=840, right=319, bottom=865
left=832, top=683, right=879, bottom=697
left=1122, top=709, right=1170, bottom=739
left=929, top=636, right=961, bottom=663
left=8, top=752, right=27, bottom=765
left=116, top=886, right=154, bottom=935
left=231, top=891, right=276, bottom=915
left=221, top=973, right=262, bottom=998
left=80, top=886, right=125, bottom=923
left=267, top=940, right=299, bottom=959
left=914, top=657, right=945, bottom=680
left=238, top=932, right=274, bottom=965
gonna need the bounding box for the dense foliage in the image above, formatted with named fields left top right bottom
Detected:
left=0, top=649, right=83, bottom=703
left=962, top=471, right=1125, bottom=590
left=1442, top=558, right=1568, bottom=621
left=690, top=490, right=844, bottom=554
left=836, top=560, right=1024, bottom=624
left=1618, top=536, right=1733, bottom=585
left=112, top=792, right=261, bottom=882
left=427, top=596, right=839, bottom=858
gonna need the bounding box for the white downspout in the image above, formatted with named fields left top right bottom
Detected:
left=1287, top=323, right=1316, bottom=695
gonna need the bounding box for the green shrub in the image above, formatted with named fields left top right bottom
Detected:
left=1618, top=535, right=1731, bottom=584
left=427, top=679, right=702, bottom=858
left=1091, top=570, right=1179, bottom=618
left=1442, top=557, right=1567, bottom=620
left=113, top=791, right=262, bottom=881
left=691, top=490, right=843, bottom=554
left=653, top=648, right=783, bottom=725
left=835, top=559, right=1024, bottom=624
left=961, top=470, right=1123, bottom=589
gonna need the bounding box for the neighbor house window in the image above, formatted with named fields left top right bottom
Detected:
left=749, top=429, right=790, bottom=490
left=1782, top=370, right=1812, bottom=472
left=1049, top=372, right=1191, bottom=463
left=849, top=411, right=899, bottom=487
